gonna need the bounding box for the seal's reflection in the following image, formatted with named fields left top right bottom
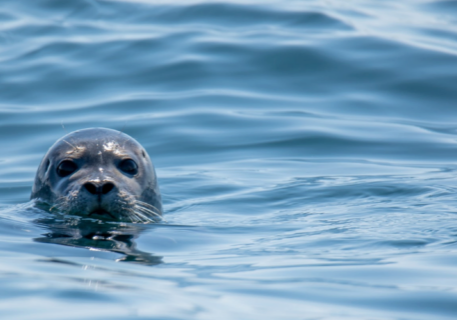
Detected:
left=34, top=216, right=163, bottom=266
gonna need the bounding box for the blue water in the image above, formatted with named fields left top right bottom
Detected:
left=2, top=0, right=457, bottom=318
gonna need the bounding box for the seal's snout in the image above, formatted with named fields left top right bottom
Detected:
left=83, top=182, right=115, bottom=195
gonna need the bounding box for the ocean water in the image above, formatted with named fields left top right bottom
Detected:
left=1, top=0, right=457, bottom=319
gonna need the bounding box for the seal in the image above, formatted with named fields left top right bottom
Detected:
left=31, top=128, right=162, bottom=223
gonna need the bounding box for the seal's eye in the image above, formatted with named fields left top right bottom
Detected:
left=57, top=160, right=78, bottom=177
left=119, top=159, right=138, bottom=175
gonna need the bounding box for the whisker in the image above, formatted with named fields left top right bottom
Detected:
left=62, top=139, right=77, bottom=150
left=115, top=197, right=144, bottom=223
left=133, top=207, right=156, bottom=221
left=128, top=211, right=142, bottom=223
left=61, top=122, right=68, bottom=134
left=51, top=196, right=68, bottom=213
left=135, top=200, right=160, bottom=213
left=135, top=205, right=161, bottom=220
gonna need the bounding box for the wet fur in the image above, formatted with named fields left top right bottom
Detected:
left=31, top=128, right=162, bottom=223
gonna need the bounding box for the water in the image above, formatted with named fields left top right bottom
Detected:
left=1, top=0, right=457, bottom=318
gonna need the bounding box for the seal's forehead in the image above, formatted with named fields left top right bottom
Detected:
left=102, top=141, right=123, bottom=155
left=49, top=128, right=141, bottom=158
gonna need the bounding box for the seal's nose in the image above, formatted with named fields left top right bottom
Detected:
left=83, top=182, right=115, bottom=195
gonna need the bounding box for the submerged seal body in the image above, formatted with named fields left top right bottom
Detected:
left=31, top=128, right=162, bottom=222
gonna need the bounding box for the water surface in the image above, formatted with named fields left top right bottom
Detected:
left=1, top=0, right=457, bottom=319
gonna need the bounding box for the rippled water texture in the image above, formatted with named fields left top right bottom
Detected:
left=2, top=0, right=457, bottom=319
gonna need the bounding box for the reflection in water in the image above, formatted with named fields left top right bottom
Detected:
left=34, top=215, right=163, bottom=266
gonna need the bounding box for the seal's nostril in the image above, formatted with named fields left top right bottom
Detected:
left=84, top=182, right=115, bottom=195
left=102, top=182, right=115, bottom=195
left=84, top=182, right=98, bottom=195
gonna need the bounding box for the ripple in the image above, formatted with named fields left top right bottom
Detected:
left=2, top=0, right=457, bottom=318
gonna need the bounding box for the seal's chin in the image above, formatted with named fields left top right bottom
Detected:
left=89, top=208, right=115, bottom=219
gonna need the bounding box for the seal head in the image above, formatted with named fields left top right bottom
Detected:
left=31, top=128, right=162, bottom=222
